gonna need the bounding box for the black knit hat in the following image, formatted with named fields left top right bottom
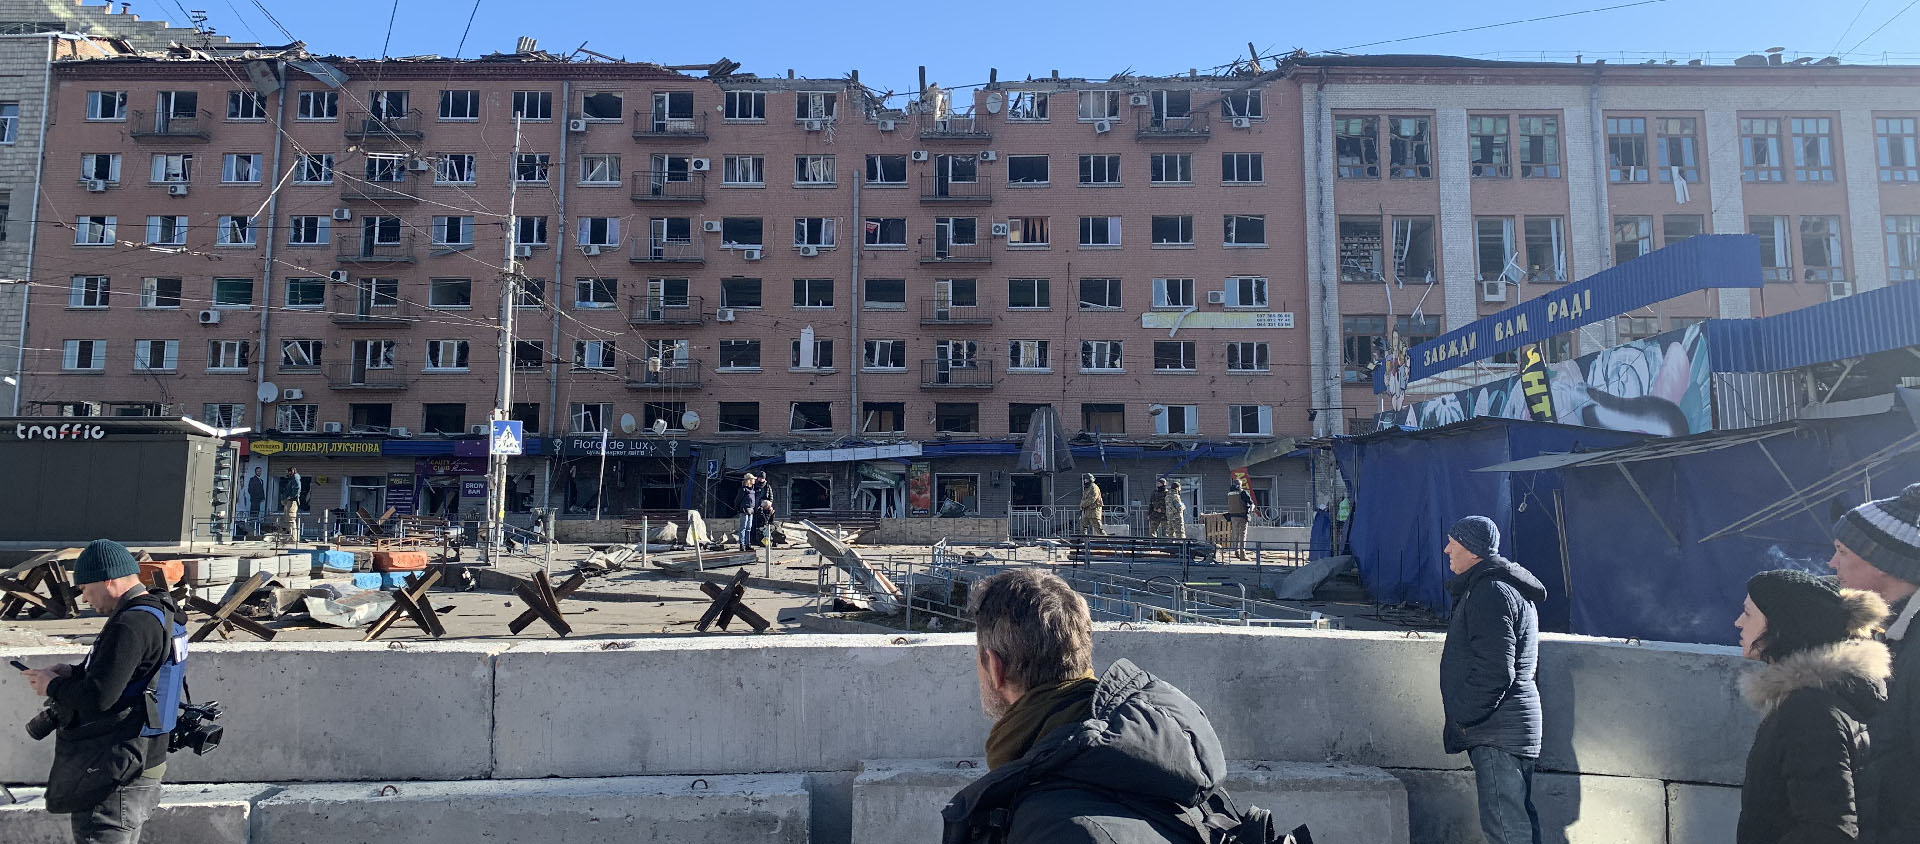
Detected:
left=1449, top=516, right=1501, bottom=561
left=1833, top=483, right=1920, bottom=585
left=1747, top=569, right=1848, bottom=641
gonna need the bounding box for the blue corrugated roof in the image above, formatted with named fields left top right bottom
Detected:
left=1710, top=281, right=1920, bottom=373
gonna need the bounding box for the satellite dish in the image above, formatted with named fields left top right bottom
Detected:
left=681, top=410, right=701, bottom=430
left=257, top=382, right=279, bottom=404
left=651, top=418, right=669, bottom=436
left=984, top=91, right=1003, bottom=114
left=620, top=413, right=637, bottom=434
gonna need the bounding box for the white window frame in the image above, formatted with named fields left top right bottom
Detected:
left=438, top=89, right=481, bottom=120
left=793, top=277, right=834, bottom=308
left=1076, top=90, right=1119, bottom=121
left=221, top=153, right=261, bottom=184
left=226, top=90, right=266, bottom=121
left=864, top=217, right=907, bottom=247
left=287, top=215, right=329, bottom=246
left=862, top=339, right=905, bottom=371
left=134, top=339, right=179, bottom=372
left=514, top=153, right=550, bottom=184
left=293, top=153, right=333, bottom=184
left=436, top=153, right=477, bottom=185
left=216, top=215, right=257, bottom=247
left=150, top=153, right=191, bottom=184
left=1008, top=339, right=1051, bottom=372
left=723, top=90, right=765, bottom=121
left=516, top=215, right=549, bottom=246
left=723, top=155, right=765, bottom=186
left=1008, top=277, right=1050, bottom=309
left=794, top=155, right=836, bottom=186
left=145, top=215, right=189, bottom=247
left=432, top=215, right=475, bottom=248
left=140, top=277, right=182, bottom=309
left=1151, top=215, right=1194, bottom=247
left=573, top=340, right=617, bottom=371
left=570, top=402, right=613, bottom=433
left=1225, top=276, right=1269, bottom=308
left=579, top=154, right=620, bottom=185
left=278, top=404, right=318, bottom=432
left=1008, top=216, right=1048, bottom=247
left=425, top=339, right=471, bottom=371
left=1079, top=154, right=1121, bottom=185
left=1080, top=340, right=1124, bottom=372
left=1222, top=152, right=1264, bottom=184
left=1154, top=341, right=1197, bottom=372
left=86, top=91, right=127, bottom=121
left=68, top=275, right=110, bottom=308
left=1226, top=342, right=1270, bottom=373
left=1079, top=216, right=1121, bottom=247
left=284, top=277, right=326, bottom=308
left=577, top=217, right=621, bottom=247
left=296, top=90, right=337, bottom=121
left=1228, top=405, right=1275, bottom=437
left=62, top=339, right=105, bottom=371
left=74, top=215, right=115, bottom=246
left=208, top=339, right=251, bottom=372
left=280, top=339, right=323, bottom=368
left=573, top=277, right=617, bottom=309
left=1150, top=153, right=1192, bottom=184
left=81, top=153, right=122, bottom=183
left=202, top=403, right=244, bottom=427
left=1225, top=214, right=1267, bottom=247
left=794, top=217, right=837, bottom=248
left=1079, top=277, right=1122, bottom=310
left=1152, top=278, right=1194, bottom=309
left=789, top=338, right=834, bottom=371
left=511, top=91, right=552, bottom=121
left=1153, top=405, right=1198, bottom=436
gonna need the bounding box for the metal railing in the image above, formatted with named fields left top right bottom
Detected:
left=337, top=236, right=418, bottom=263
left=629, top=170, right=707, bottom=202
left=344, top=109, right=425, bottom=140
left=341, top=179, right=418, bottom=203
left=632, top=110, right=708, bottom=139
left=326, top=360, right=410, bottom=390
left=129, top=109, right=212, bottom=140
left=1137, top=111, right=1212, bottom=139
left=919, top=297, right=992, bottom=325
left=919, top=359, right=995, bottom=388
left=624, top=358, right=704, bottom=390
left=627, top=294, right=706, bottom=324
left=919, top=173, right=992, bottom=203
left=629, top=237, right=706, bottom=263
left=918, top=113, right=991, bottom=141
left=918, top=239, right=993, bottom=263
left=329, top=291, right=415, bottom=325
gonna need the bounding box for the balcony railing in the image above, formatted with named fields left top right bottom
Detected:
left=344, top=110, right=425, bottom=141
left=629, top=170, right=707, bottom=203
left=919, top=239, right=993, bottom=264
left=340, top=179, right=418, bottom=203
left=627, top=294, right=706, bottom=325
left=329, top=291, right=415, bottom=326
left=327, top=361, right=410, bottom=390
left=129, top=110, right=212, bottom=141
left=920, top=174, right=992, bottom=204
left=1137, top=111, right=1212, bottom=140
left=629, top=238, right=706, bottom=264
left=918, top=113, right=991, bottom=142
left=337, top=236, right=418, bottom=264
left=624, top=358, right=704, bottom=390
left=632, top=110, right=708, bottom=140
left=920, top=359, right=995, bottom=388
left=920, top=298, right=992, bottom=325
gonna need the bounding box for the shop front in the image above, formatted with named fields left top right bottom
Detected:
left=548, top=434, right=697, bottom=516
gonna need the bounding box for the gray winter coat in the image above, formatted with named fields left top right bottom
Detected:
left=1440, top=555, right=1547, bottom=759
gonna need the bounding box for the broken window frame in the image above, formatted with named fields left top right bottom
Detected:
left=1390, top=216, right=1435, bottom=281
left=81, top=152, right=121, bottom=182
left=150, top=153, right=192, bottom=183
left=569, top=402, right=612, bottom=433
left=511, top=91, right=552, bottom=120
left=1079, top=216, right=1121, bottom=247
left=1337, top=216, right=1384, bottom=282
left=723, top=90, right=765, bottom=121
left=1469, top=115, right=1510, bottom=178
left=208, top=338, right=251, bottom=371
left=1151, top=216, right=1194, bottom=247
left=1750, top=215, right=1793, bottom=281
left=1150, top=153, right=1192, bottom=184
left=134, top=340, right=179, bottom=372
left=1741, top=118, right=1783, bottom=183
left=1334, top=116, right=1378, bottom=179
left=1612, top=215, right=1655, bottom=266
left=1078, top=154, right=1121, bottom=185
left=792, top=277, right=834, bottom=308
left=516, top=215, right=548, bottom=246
left=1607, top=117, right=1650, bottom=183
left=1224, top=214, right=1266, bottom=247
left=1077, top=90, right=1119, bottom=121
left=285, top=215, right=327, bottom=246
left=578, top=154, right=620, bottom=185
left=145, top=215, right=189, bottom=246
left=1791, top=117, right=1835, bottom=182
left=793, top=217, right=837, bottom=248
left=1387, top=116, right=1432, bottom=179
left=580, top=92, right=623, bottom=121
left=719, top=217, right=761, bottom=249
left=364, top=154, right=405, bottom=183
left=1226, top=342, right=1269, bottom=373
left=1006, top=154, right=1049, bottom=185
left=295, top=90, right=336, bottom=120
left=514, top=153, right=550, bottom=184
left=1006, top=92, right=1049, bottom=122
left=1518, top=115, right=1560, bottom=179
left=794, top=154, right=836, bottom=186
left=226, top=90, right=266, bottom=121
left=717, top=402, right=759, bottom=434
left=1081, top=402, right=1125, bottom=434
left=1080, top=340, right=1124, bottom=373
left=140, top=276, right=182, bottom=309
left=1663, top=214, right=1704, bottom=246
left=1220, top=89, right=1262, bottom=120
left=1153, top=340, right=1196, bottom=372
left=1476, top=217, right=1517, bottom=282
left=1524, top=216, right=1568, bottom=283
left=368, top=90, right=407, bottom=120
left=1221, top=152, right=1263, bottom=184
left=1656, top=117, right=1699, bottom=184
left=789, top=338, right=834, bottom=371
left=795, top=92, right=837, bottom=122
left=1799, top=215, right=1844, bottom=281
left=864, top=217, right=907, bottom=247
left=720, top=277, right=762, bottom=309
left=1008, top=339, right=1050, bottom=371
left=1152, top=277, right=1194, bottom=308
left=1226, top=276, right=1268, bottom=308
left=1154, top=405, right=1197, bottom=436
left=572, top=340, right=617, bottom=371
left=864, top=154, right=905, bottom=185
left=1078, top=278, right=1122, bottom=311
left=1007, top=278, right=1049, bottom=309
left=790, top=401, right=834, bottom=432
left=1007, top=217, right=1048, bottom=247
left=725, top=155, right=766, bottom=186
left=1886, top=216, right=1920, bottom=281
left=74, top=215, right=115, bottom=245
left=216, top=214, right=257, bottom=247
left=718, top=339, right=762, bottom=370
left=438, top=90, right=481, bottom=121
left=425, top=339, right=471, bottom=371
left=863, top=279, right=905, bottom=310
left=293, top=153, right=332, bottom=184
left=436, top=153, right=477, bottom=185
left=862, top=339, right=906, bottom=370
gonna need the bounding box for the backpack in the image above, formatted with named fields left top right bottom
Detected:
left=1177, top=788, right=1313, bottom=844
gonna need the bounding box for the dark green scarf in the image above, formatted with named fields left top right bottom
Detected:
left=985, top=676, right=1098, bottom=769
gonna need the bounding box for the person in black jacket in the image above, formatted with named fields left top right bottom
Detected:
left=943, top=569, right=1248, bottom=844
left=1439, top=516, right=1546, bottom=844
left=1734, top=569, right=1890, bottom=844
left=19, top=539, right=187, bottom=844
left=735, top=473, right=760, bottom=550
left=1829, top=484, right=1920, bottom=843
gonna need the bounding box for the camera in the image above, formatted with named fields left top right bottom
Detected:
left=168, top=701, right=224, bottom=756
left=24, top=708, right=60, bottom=742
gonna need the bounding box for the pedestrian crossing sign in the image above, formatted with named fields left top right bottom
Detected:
left=490, top=420, right=524, bottom=456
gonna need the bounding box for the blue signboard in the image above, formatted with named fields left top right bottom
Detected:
left=1376, top=234, right=1761, bottom=391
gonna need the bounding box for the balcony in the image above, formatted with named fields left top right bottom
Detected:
left=919, top=298, right=992, bottom=326
left=629, top=238, right=706, bottom=264
left=624, top=359, right=705, bottom=390
left=337, top=236, right=418, bottom=264
left=129, top=110, right=212, bottom=142
left=920, top=359, right=995, bottom=389
left=329, top=291, right=415, bottom=327
left=1137, top=111, right=1211, bottom=141
left=920, top=174, right=992, bottom=205
left=918, top=113, right=991, bottom=142
left=327, top=361, right=410, bottom=391
left=344, top=110, right=425, bottom=142
left=919, top=239, right=993, bottom=264
left=629, top=170, right=707, bottom=203
left=341, top=179, right=418, bottom=204
left=631, top=110, right=708, bottom=141
left=628, top=294, right=707, bottom=325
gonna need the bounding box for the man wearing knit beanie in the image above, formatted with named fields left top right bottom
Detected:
left=15, top=539, right=186, bottom=841
left=1832, top=484, right=1920, bottom=842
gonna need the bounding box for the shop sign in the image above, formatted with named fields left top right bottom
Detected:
left=416, top=456, right=488, bottom=476
left=386, top=473, right=416, bottom=516
left=907, top=461, right=932, bottom=517
left=249, top=439, right=382, bottom=457
left=461, top=480, right=487, bottom=498
left=13, top=422, right=106, bottom=440
left=555, top=436, right=681, bottom=457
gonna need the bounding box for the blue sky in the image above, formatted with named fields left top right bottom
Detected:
left=157, top=0, right=1917, bottom=102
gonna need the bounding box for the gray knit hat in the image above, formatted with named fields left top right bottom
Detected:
left=1834, top=484, right=1920, bottom=585
left=72, top=539, right=139, bottom=585
left=1449, top=516, right=1501, bottom=561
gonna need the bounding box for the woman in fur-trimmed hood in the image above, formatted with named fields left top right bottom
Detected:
left=1734, top=569, right=1891, bottom=844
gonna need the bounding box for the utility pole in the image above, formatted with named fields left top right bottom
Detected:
left=487, top=115, right=524, bottom=557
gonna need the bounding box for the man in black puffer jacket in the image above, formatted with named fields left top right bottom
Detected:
left=1439, top=516, right=1546, bottom=844
left=1830, top=484, right=1920, bottom=843
left=943, top=569, right=1269, bottom=844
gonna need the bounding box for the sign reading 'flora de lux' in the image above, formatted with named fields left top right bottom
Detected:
left=14, top=422, right=106, bottom=440
left=248, top=439, right=382, bottom=457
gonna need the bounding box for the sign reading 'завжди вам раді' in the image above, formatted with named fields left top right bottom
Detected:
left=1377, top=234, right=1762, bottom=391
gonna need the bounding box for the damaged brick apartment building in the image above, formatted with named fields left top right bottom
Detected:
left=10, top=37, right=1920, bottom=527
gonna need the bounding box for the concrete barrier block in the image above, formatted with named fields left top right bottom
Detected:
left=1391, top=768, right=1667, bottom=844
left=0, top=642, right=503, bottom=785
left=1666, top=783, right=1739, bottom=844
left=0, top=783, right=270, bottom=844
left=851, top=759, right=1408, bottom=844
left=254, top=775, right=809, bottom=844
left=1536, top=636, right=1753, bottom=785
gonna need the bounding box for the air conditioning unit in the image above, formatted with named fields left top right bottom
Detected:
left=798, top=245, right=820, bottom=257
left=469, top=424, right=489, bottom=435
left=878, top=119, right=897, bottom=131
left=742, top=248, right=763, bottom=261
left=910, top=150, right=929, bottom=162
left=689, top=158, right=711, bottom=171
left=514, top=244, right=534, bottom=258
left=167, top=183, right=189, bottom=196
left=328, top=270, right=349, bottom=283
left=1093, top=120, right=1113, bottom=134
left=282, top=388, right=304, bottom=401
left=1481, top=280, right=1507, bottom=303
left=388, top=426, right=412, bottom=438
left=715, top=307, right=737, bottom=322
left=990, top=222, right=1010, bottom=238
left=84, top=179, right=108, bottom=192
left=198, top=309, right=221, bottom=324
left=1829, top=281, right=1855, bottom=299
left=321, top=421, right=344, bottom=434
left=803, top=118, right=825, bottom=132
left=1206, top=290, right=1227, bottom=304
left=1232, top=117, right=1253, bottom=129
left=580, top=243, right=603, bottom=256
left=567, top=118, right=589, bottom=132
left=1129, top=93, right=1150, bottom=106
left=702, top=220, right=723, bottom=232
left=331, top=208, right=353, bottom=221
left=407, top=157, right=431, bottom=172
left=979, top=150, right=998, bottom=161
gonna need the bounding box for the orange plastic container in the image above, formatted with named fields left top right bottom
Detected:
left=138, top=559, right=186, bottom=588
left=372, top=551, right=428, bottom=572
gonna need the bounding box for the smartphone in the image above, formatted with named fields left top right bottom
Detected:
left=8, top=660, right=27, bottom=672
